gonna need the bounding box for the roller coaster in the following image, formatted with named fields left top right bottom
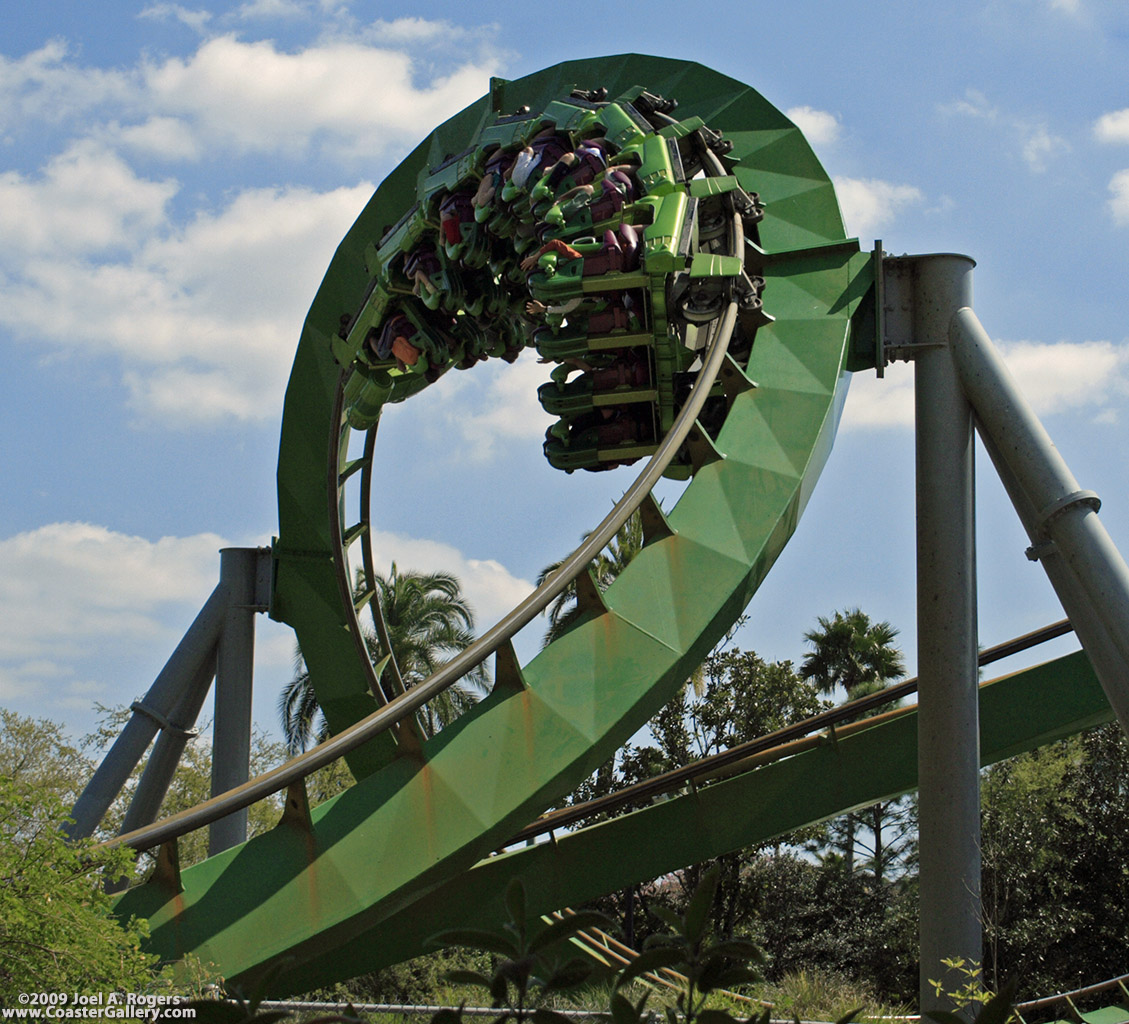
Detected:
left=66, top=55, right=1129, bottom=1009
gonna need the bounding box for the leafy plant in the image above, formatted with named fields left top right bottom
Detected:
left=428, top=878, right=613, bottom=1024
left=926, top=958, right=1017, bottom=1024
left=605, top=865, right=769, bottom=1024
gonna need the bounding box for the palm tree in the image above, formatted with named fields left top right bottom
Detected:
left=800, top=608, right=905, bottom=702
left=800, top=608, right=906, bottom=878
left=280, top=564, right=489, bottom=755
left=537, top=511, right=644, bottom=647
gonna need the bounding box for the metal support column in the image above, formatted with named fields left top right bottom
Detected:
left=950, top=308, right=1129, bottom=737
left=67, top=582, right=229, bottom=838
left=120, top=649, right=216, bottom=835
left=911, top=254, right=981, bottom=1012
left=209, top=546, right=272, bottom=856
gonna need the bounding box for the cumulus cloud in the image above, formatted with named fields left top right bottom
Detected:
left=0, top=41, right=133, bottom=134
left=0, top=140, right=176, bottom=254
left=940, top=88, right=997, bottom=121
left=0, top=523, right=227, bottom=708
left=235, top=0, right=308, bottom=19
left=1021, top=124, right=1070, bottom=173
left=941, top=89, right=1068, bottom=173
left=842, top=339, right=1129, bottom=431
left=1109, top=169, right=1129, bottom=225
left=138, top=35, right=499, bottom=161
left=445, top=355, right=557, bottom=460
left=138, top=3, right=213, bottom=32
left=362, top=17, right=459, bottom=44
left=109, top=115, right=201, bottom=160
left=0, top=161, right=372, bottom=421
left=1095, top=108, right=1129, bottom=144
left=0, top=520, right=532, bottom=713
left=833, top=177, right=924, bottom=239
left=785, top=106, right=841, bottom=147
left=364, top=531, right=535, bottom=632
left=3, top=29, right=502, bottom=164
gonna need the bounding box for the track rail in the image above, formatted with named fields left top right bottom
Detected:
left=104, top=284, right=740, bottom=857
left=505, top=618, right=1078, bottom=845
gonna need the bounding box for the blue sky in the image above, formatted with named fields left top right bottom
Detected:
left=2, top=0, right=1128, bottom=742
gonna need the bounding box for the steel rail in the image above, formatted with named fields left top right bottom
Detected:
left=504, top=618, right=1077, bottom=844
left=102, top=184, right=745, bottom=855
left=1014, top=972, right=1129, bottom=1013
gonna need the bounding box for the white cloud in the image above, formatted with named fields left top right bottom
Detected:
left=1095, top=108, right=1129, bottom=144
left=0, top=140, right=176, bottom=255
left=2, top=30, right=503, bottom=164
left=1110, top=169, right=1129, bottom=225
left=1000, top=340, right=1129, bottom=414
left=786, top=106, right=841, bottom=147
left=139, top=35, right=500, bottom=161
left=1021, top=124, right=1069, bottom=173
left=445, top=355, right=556, bottom=460
left=0, top=41, right=133, bottom=134
left=364, top=530, right=534, bottom=632
left=138, top=3, right=213, bottom=32
left=833, top=177, right=924, bottom=240
left=109, top=116, right=201, bottom=161
left=235, top=0, right=308, bottom=19
left=942, top=90, right=1067, bottom=173
left=0, top=519, right=532, bottom=717
left=0, top=167, right=372, bottom=422
left=0, top=523, right=225, bottom=677
left=363, top=18, right=454, bottom=44
left=842, top=340, right=1129, bottom=431
left=940, top=88, right=997, bottom=121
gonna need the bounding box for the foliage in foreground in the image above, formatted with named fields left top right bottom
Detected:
left=0, top=773, right=158, bottom=1001
left=388, top=868, right=774, bottom=1024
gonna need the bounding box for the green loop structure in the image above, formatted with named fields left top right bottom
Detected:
left=113, top=54, right=898, bottom=990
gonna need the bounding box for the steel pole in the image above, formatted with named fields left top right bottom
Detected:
left=209, top=547, right=269, bottom=855
left=67, top=581, right=229, bottom=838
left=950, top=308, right=1129, bottom=736
left=976, top=429, right=1129, bottom=725
left=120, top=649, right=217, bottom=835
left=912, top=254, right=981, bottom=1011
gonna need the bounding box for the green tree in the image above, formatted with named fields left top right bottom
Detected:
left=800, top=610, right=906, bottom=878
left=0, top=711, right=222, bottom=999
left=562, top=650, right=827, bottom=946
left=980, top=723, right=1129, bottom=998
left=0, top=774, right=161, bottom=1000
left=281, top=564, right=488, bottom=753
left=800, top=609, right=905, bottom=702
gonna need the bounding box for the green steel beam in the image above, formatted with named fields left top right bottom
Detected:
left=117, top=56, right=868, bottom=987
left=279, top=649, right=1111, bottom=996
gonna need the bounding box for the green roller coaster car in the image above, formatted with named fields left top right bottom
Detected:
left=330, top=80, right=767, bottom=475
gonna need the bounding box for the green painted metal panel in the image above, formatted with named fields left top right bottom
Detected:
left=117, top=54, right=870, bottom=987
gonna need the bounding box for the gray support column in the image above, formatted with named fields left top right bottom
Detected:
left=67, top=581, right=229, bottom=838
left=912, top=255, right=981, bottom=1011
left=120, top=648, right=217, bottom=835
left=209, top=547, right=271, bottom=856
left=978, top=428, right=1129, bottom=721
left=950, top=308, right=1129, bottom=737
